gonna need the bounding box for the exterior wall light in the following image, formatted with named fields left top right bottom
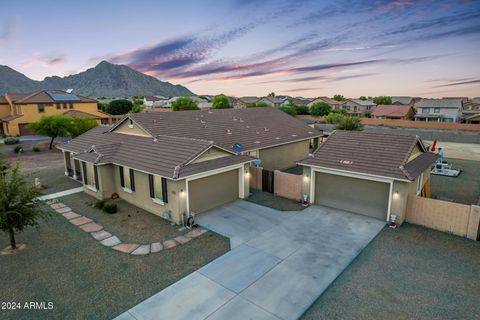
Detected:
left=180, top=189, right=185, bottom=197
left=393, top=190, right=399, bottom=199
left=303, top=175, right=310, bottom=182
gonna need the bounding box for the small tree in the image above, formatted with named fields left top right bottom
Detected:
left=267, top=92, right=276, bottom=97
left=97, top=102, right=108, bottom=112
left=107, top=99, right=133, bottom=115
left=310, top=102, right=332, bottom=116
left=324, top=112, right=345, bottom=124
left=295, top=105, right=310, bottom=115
left=0, top=161, right=49, bottom=249
left=359, top=96, right=367, bottom=101
left=28, top=115, right=71, bottom=149
left=212, top=94, right=231, bottom=109
left=69, top=116, right=98, bottom=138
left=171, top=97, right=199, bottom=111
left=247, top=101, right=268, bottom=108
left=373, top=96, right=392, bottom=105
left=333, top=94, right=346, bottom=102
left=279, top=104, right=297, bottom=116
left=335, top=115, right=363, bottom=130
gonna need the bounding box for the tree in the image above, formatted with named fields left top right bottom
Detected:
left=97, top=102, right=108, bottom=112
left=295, top=105, right=310, bottom=115
left=310, top=102, right=332, bottom=116
left=171, top=96, right=199, bottom=111
left=0, top=161, right=49, bottom=249
left=68, top=116, right=98, bottom=138
left=267, top=92, right=276, bottom=97
left=28, top=115, right=71, bottom=149
left=131, top=100, right=144, bottom=113
left=212, top=94, right=231, bottom=109
left=324, top=112, right=345, bottom=124
left=247, top=101, right=268, bottom=108
left=359, top=96, right=367, bottom=101
left=373, top=96, right=392, bottom=105
left=107, top=99, right=133, bottom=115
left=335, top=115, right=363, bottom=131
left=279, top=104, right=297, bottom=116
left=333, top=94, right=346, bottom=102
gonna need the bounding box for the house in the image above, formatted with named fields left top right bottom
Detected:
left=462, top=101, right=480, bottom=124
left=342, top=99, right=376, bottom=117
left=143, top=96, right=168, bottom=107
left=281, top=97, right=312, bottom=106
left=257, top=96, right=283, bottom=108
left=0, top=90, right=110, bottom=136
left=391, top=96, right=414, bottom=105
left=414, top=98, right=463, bottom=122
left=371, top=104, right=415, bottom=120
left=298, top=131, right=437, bottom=224
left=308, top=96, right=344, bottom=110
left=57, top=108, right=322, bottom=223
left=234, top=97, right=260, bottom=109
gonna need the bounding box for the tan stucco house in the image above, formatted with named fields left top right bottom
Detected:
left=298, top=131, right=437, bottom=224
left=58, top=108, right=322, bottom=224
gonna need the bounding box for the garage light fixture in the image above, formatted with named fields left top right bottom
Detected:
left=393, top=190, right=399, bottom=199
left=303, top=175, right=309, bottom=182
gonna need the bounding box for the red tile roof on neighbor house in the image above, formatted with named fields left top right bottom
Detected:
left=372, top=105, right=413, bottom=117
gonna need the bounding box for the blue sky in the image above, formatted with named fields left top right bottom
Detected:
left=1, top=0, right=479, bottom=97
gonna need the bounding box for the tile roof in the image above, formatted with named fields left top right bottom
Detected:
left=0, top=114, right=24, bottom=122
left=59, top=126, right=251, bottom=179
left=391, top=96, right=413, bottom=105
left=0, top=96, right=8, bottom=104
left=6, top=90, right=97, bottom=104
left=144, top=95, right=167, bottom=101
left=298, top=131, right=436, bottom=181
left=63, top=110, right=103, bottom=118
left=260, top=96, right=283, bottom=104
left=349, top=99, right=376, bottom=106
left=237, top=96, right=260, bottom=103
left=417, top=98, right=462, bottom=109
left=123, top=107, right=321, bottom=151
left=312, top=96, right=342, bottom=105
left=372, top=105, right=413, bottom=117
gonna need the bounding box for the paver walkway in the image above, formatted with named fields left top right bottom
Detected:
left=116, top=200, right=385, bottom=320
left=39, top=187, right=84, bottom=200
left=47, top=200, right=207, bottom=255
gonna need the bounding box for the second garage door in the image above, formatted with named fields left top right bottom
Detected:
left=189, top=169, right=239, bottom=214
left=315, top=172, right=389, bottom=220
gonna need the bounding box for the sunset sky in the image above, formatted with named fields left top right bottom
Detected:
left=1, top=0, right=479, bottom=98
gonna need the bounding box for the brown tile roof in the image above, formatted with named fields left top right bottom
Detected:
left=63, top=110, right=102, bottom=118
left=313, top=96, right=341, bottom=105
left=6, top=90, right=97, bottom=104
left=0, top=96, right=8, bottom=104
left=123, top=107, right=321, bottom=152
left=1, top=114, right=24, bottom=122
left=59, top=126, right=251, bottom=179
left=372, top=105, right=413, bottom=117
left=298, top=131, right=436, bottom=181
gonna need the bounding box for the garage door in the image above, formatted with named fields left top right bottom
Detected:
left=189, top=169, right=239, bottom=213
left=19, top=123, right=36, bottom=136
left=315, top=172, right=389, bottom=220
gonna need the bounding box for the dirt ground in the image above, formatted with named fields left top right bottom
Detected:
left=424, top=140, right=480, bottom=161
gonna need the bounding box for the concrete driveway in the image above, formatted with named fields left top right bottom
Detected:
left=115, top=201, right=385, bottom=320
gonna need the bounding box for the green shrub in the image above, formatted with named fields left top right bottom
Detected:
left=295, top=105, right=310, bottom=115
left=32, top=146, right=40, bottom=152
left=14, top=145, right=24, bottom=153
left=335, top=115, right=363, bottom=131
left=95, top=200, right=105, bottom=209
left=4, top=137, right=19, bottom=145
left=279, top=105, right=297, bottom=116
left=324, top=112, right=345, bottom=124
left=310, top=102, right=332, bottom=116
left=103, top=203, right=117, bottom=214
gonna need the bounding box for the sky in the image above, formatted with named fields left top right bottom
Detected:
left=1, top=0, right=480, bottom=98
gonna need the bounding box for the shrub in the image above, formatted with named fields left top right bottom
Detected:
left=279, top=105, right=297, bottom=116
left=14, top=145, right=24, bottom=153
left=324, top=112, right=345, bottom=124
left=32, top=146, right=40, bottom=152
left=310, top=102, right=332, bottom=116
left=335, top=115, right=363, bottom=131
left=295, top=105, right=310, bottom=115
left=4, top=137, right=19, bottom=145
left=103, top=203, right=117, bottom=214
left=95, top=200, right=105, bottom=209
left=171, top=96, right=199, bottom=111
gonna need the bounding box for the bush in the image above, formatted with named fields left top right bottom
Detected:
left=310, top=102, right=332, bottom=116
left=171, top=97, right=199, bottom=111
left=32, top=146, right=40, bottom=152
left=103, top=203, right=117, bottom=214
left=107, top=99, right=133, bottom=115
left=335, top=115, right=363, bottom=131
left=279, top=105, right=297, bottom=116
left=295, top=105, right=310, bottom=115
left=95, top=200, right=105, bottom=209
left=212, top=94, right=231, bottom=109
left=324, top=112, right=345, bottom=124
left=4, top=137, right=19, bottom=145
left=14, top=145, right=24, bottom=153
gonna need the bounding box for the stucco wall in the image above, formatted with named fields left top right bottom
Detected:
left=258, top=140, right=310, bottom=170
left=113, top=119, right=150, bottom=136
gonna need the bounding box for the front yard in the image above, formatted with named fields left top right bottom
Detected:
left=301, top=224, right=480, bottom=319
left=25, top=167, right=81, bottom=195
left=0, top=196, right=229, bottom=320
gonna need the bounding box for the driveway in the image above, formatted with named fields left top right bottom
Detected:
left=115, top=201, right=385, bottom=320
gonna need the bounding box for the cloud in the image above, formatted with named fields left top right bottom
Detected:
left=432, top=79, right=480, bottom=88
left=281, top=87, right=321, bottom=93
left=21, top=53, right=67, bottom=67
left=0, top=17, right=19, bottom=43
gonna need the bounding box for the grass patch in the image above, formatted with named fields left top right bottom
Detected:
left=0, top=206, right=229, bottom=320
left=246, top=189, right=305, bottom=211
left=430, top=158, right=480, bottom=204
left=24, top=166, right=81, bottom=195
left=300, top=224, right=480, bottom=320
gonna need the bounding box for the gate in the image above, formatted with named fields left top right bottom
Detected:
left=262, top=170, right=274, bottom=193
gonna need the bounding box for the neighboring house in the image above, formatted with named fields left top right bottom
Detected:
left=143, top=95, right=168, bottom=107
left=371, top=104, right=415, bottom=120
left=462, top=101, right=480, bottom=124
left=414, top=98, right=463, bottom=122
left=57, top=108, right=322, bottom=223
left=391, top=96, right=414, bottom=105
left=0, top=90, right=110, bottom=136
left=235, top=96, right=260, bottom=109
left=257, top=96, right=283, bottom=108
left=281, top=97, right=312, bottom=106
left=298, top=131, right=437, bottom=224
left=342, top=99, right=376, bottom=117
left=308, top=96, right=344, bottom=110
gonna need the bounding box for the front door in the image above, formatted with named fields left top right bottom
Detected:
left=262, top=170, right=275, bottom=193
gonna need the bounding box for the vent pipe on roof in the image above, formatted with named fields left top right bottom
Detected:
left=264, top=127, right=269, bottom=132
left=226, top=129, right=232, bottom=135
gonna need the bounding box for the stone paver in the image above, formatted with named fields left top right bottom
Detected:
left=100, top=236, right=121, bottom=247
left=131, top=244, right=150, bottom=255
left=185, top=227, right=207, bottom=238
left=174, top=235, right=192, bottom=244
left=79, top=222, right=103, bottom=233
left=150, top=242, right=163, bottom=253
left=91, top=230, right=112, bottom=241
left=50, top=203, right=66, bottom=210
left=69, top=216, right=92, bottom=226
left=55, top=206, right=72, bottom=214
left=113, top=243, right=140, bottom=254
left=62, top=211, right=81, bottom=220
left=163, top=240, right=178, bottom=249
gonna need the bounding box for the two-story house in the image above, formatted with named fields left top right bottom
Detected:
left=0, top=90, right=111, bottom=136
left=414, top=98, right=463, bottom=123
left=308, top=96, right=344, bottom=110
left=342, top=99, right=376, bottom=117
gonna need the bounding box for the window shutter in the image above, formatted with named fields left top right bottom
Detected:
left=148, top=174, right=155, bottom=198
left=161, top=177, right=168, bottom=203
left=119, top=166, right=124, bottom=187
left=94, top=165, right=99, bottom=190
left=129, top=169, right=135, bottom=191
left=82, top=162, right=88, bottom=184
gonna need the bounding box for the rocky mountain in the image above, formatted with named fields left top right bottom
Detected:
left=0, top=61, right=194, bottom=98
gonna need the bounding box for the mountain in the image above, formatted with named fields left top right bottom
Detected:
left=0, top=61, right=194, bottom=98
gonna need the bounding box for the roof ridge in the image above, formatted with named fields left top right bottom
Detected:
left=16, top=90, right=44, bottom=103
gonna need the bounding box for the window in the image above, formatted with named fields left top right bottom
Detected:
left=149, top=174, right=168, bottom=204
left=422, top=108, right=430, bottom=114
left=434, top=107, right=440, bottom=113
left=37, top=103, right=45, bottom=113
left=416, top=173, right=423, bottom=195
left=82, top=162, right=99, bottom=190
left=119, top=166, right=135, bottom=192
left=69, top=103, right=74, bottom=109
left=56, top=103, right=61, bottom=110
left=63, top=103, right=68, bottom=109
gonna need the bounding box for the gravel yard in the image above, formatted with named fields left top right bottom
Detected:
left=300, top=224, right=480, bottom=320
